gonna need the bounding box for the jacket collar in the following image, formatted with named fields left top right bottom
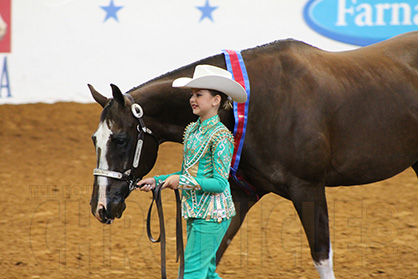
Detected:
left=196, top=115, right=220, bottom=134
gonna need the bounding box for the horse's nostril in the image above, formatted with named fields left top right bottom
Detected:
left=96, top=202, right=107, bottom=221
left=99, top=208, right=106, bottom=220
left=97, top=202, right=106, bottom=211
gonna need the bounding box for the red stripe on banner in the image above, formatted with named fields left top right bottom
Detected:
left=226, top=50, right=245, bottom=87
left=0, top=0, right=12, bottom=53
left=226, top=50, right=247, bottom=168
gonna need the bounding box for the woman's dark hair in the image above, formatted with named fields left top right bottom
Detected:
left=208, top=89, right=233, bottom=111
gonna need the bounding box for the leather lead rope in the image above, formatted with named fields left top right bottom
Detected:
left=175, top=189, right=185, bottom=278
left=147, top=184, right=184, bottom=279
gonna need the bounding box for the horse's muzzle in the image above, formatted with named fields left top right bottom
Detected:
left=92, top=200, right=126, bottom=224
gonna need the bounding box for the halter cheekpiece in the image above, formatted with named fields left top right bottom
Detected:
left=93, top=95, right=155, bottom=191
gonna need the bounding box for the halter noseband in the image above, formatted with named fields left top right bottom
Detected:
left=93, top=95, right=156, bottom=191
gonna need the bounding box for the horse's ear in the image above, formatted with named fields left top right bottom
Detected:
left=88, top=84, right=108, bottom=108
left=110, top=84, right=125, bottom=107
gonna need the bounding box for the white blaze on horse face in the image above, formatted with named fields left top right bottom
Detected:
left=314, top=245, right=335, bottom=279
left=93, top=120, right=113, bottom=217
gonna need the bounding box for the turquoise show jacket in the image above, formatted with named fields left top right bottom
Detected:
left=154, top=115, right=236, bottom=223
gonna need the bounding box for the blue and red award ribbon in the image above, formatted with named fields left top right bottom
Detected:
left=222, top=49, right=259, bottom=200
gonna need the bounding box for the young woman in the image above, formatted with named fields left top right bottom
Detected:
left=137, top=64, right=247, bottom=278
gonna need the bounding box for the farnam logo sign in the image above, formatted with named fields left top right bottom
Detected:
left=304, top=0, right=418, bottom=46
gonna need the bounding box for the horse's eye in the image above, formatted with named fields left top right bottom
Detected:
left=116, top=138, right=126, bottom=146
left=91, top=135, right=97, bottom=146
left=112, top=134, right=128, bottom=147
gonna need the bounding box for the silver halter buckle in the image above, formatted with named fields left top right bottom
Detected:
left=131, top=104, right=143, bottom=119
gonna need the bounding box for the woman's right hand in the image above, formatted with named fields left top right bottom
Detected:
left=136, top=177, right=156, bottom=192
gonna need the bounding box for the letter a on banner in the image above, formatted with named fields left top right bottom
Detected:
left=0, top=57, right=11, bottom=97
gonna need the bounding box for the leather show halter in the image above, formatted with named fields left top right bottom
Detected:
left=93, top=96, right=155, bottom=191
left=92, top=95, right=184, bottom=279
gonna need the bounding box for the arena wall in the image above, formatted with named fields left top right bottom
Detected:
left=0, top=0, right=416, bottom=104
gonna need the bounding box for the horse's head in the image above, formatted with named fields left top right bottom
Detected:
left=88, top=84, right=158, bottom=224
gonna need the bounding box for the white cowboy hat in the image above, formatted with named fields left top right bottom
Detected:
left=172, top=65, right=247, bottom=103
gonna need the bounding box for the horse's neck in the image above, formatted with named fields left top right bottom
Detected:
left=129, top=54, right=234, bottom=143
left=131, top=80, right=196, bottom=143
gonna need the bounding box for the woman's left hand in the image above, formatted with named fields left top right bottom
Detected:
left=162, top=175, right=180, bottom=190
left=136, top=177, right=156, bottom=192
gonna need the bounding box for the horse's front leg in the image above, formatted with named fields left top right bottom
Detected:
left=289, top=182, right=335, bottom=279
left=216, top=182, right=265, bottom=264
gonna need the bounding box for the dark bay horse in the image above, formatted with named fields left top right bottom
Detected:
left=89, top=31, right=418, bottom=278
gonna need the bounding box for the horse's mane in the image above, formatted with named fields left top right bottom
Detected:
left=127, top=38, right=311, bottom=94
left=244, top=38, right=313, bottom=55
